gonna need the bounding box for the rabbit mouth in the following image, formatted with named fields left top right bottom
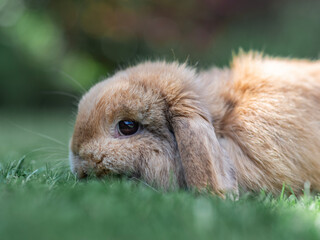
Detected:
left=69, top=147, right=138, bottom=180
left=69, top=149, right=102, bottom=178
left=72, top=159, right=115, bottom=179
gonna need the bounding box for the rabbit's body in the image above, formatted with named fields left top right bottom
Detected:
left=70, top=53, right=320, bottom=195
left=200, top=54, right=320, bottom=194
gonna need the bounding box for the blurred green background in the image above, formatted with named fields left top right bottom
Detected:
left=0, top=0, right=319, bottom=109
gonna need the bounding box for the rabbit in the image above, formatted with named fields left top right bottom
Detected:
left=69, top=52, right=320, bottom=196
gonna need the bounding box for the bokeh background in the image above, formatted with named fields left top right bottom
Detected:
left=1, top=0, right=320, bottom=110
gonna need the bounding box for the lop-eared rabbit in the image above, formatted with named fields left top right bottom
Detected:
left=69, top=53, right=320, bottom=196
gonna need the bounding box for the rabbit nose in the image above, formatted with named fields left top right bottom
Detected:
left=76, top=169, right=88, bottom=179
left=92, top=157, right=103, bottom=164
left=95, top=168, right=112, bottom=178
left=78, top=151, right=103, bottom=164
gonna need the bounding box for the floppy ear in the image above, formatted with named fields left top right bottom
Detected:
left=170, top=108, right=238, bottom=195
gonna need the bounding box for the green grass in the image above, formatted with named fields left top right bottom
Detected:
left=1, top=110, right=320, bottom=240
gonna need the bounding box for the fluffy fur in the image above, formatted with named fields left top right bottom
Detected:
left=69, top=52, right=320, bottom=195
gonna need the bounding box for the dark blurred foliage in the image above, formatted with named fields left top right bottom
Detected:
left=0, top=0, right=319, bottom=108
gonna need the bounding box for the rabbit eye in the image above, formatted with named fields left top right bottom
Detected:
left=117, top=120, right=140, bottom=136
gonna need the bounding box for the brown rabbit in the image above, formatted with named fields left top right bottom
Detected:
left=69, top=52, right=320, bottom=196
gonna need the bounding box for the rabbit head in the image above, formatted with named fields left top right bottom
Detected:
left=69, top=61, right=237, bottom=194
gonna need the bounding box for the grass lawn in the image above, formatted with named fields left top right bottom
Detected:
left=1, top=109, right=320, bottom=240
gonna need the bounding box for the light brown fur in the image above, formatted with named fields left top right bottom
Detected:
left=70, top=52, right=320, bottom=195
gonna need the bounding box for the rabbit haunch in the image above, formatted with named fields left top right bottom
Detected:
left=70, top=53, right=320, bottom=195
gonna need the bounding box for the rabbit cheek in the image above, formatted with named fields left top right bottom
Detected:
left=135, top=141, right=181, bottom=190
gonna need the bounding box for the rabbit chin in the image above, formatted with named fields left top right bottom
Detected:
left=68, top=140, right=96, bottom=179
left=69, top=149, right=87, bottom=178
left=68, top=150, right=76, bottom=174
left=68, top=145, right=99, bottom=179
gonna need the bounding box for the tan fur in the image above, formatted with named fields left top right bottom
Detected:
left=70, top=52, right=320, bottom=195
